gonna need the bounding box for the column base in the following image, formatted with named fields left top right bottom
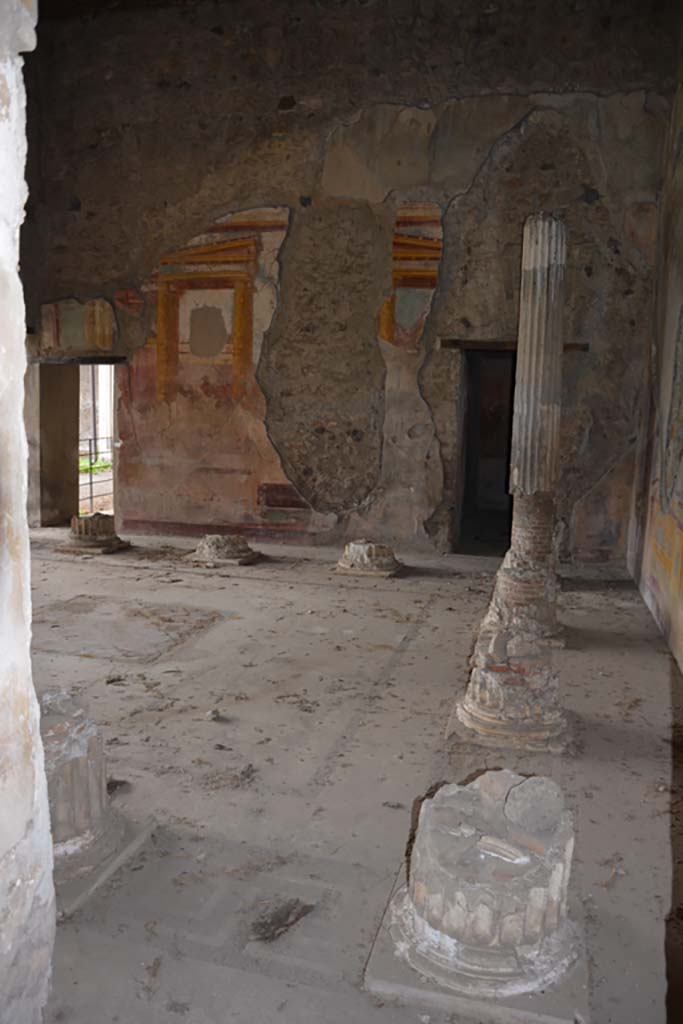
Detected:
left=447, top=698, right=568, bottom=754
left=389, top=887, right=580, bottom=999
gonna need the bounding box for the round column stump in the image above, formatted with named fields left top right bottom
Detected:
left=190, top=533, right=260, bottom=565
left=336, top=539, right=403, bottom=577
left=390, top=770, right=579, bottom=997
left=68, top=513, right=129, bottom=553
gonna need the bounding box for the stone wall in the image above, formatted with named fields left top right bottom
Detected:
left=630, top=35, right=683, bottom=671
left=23, top=0, right=678, bottom=556
left=0, top=3, right=56, bottom=1022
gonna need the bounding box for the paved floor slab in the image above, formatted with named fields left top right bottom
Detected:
left=28, top=532, right=677, bottom=1024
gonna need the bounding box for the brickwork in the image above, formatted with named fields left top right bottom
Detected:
left=450, top=215, right=567, bottom=751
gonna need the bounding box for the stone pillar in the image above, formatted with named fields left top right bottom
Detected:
left=451, top=214, right=567, bottom=751
left=24, top=361, right=41, bottom=526
left=40, top=364, right=79, bottom=524
left=0, top=4, right=56, bottom=1023
left=23, top=361, right=79, bottom=526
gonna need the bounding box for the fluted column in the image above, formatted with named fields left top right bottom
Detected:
left=450, top=213, right=567, bottom=751
left=509, top=214, right=566, bottom=495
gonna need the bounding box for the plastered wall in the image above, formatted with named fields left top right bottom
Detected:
left=631, top=46, right=683, bottom=671
left=23, top=0, right=678, bottom=556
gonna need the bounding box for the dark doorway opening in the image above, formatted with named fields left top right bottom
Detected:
left=458, top=349, right=516, bottom=555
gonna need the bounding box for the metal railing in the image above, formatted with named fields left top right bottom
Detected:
left=78, top=436, right=114, bottom=515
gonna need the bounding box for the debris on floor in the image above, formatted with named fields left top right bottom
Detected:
left=249, top=897, right=316, bottom=942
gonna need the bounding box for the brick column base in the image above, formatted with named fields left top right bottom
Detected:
left=448, top=493, right=566, bottom=751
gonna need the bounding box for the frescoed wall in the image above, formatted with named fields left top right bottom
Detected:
left=23, top=1, right=678, bottom=556
left=632, top=59, right=683, bottom=670
left=116, top=208, right=333, bottom=537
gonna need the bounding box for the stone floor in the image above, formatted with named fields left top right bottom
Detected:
left=28, top=530, right=681, bottom=1023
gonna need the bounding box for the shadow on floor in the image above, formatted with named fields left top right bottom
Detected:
left=560, top=577, right=636, bottom=592
left=562, top=624, right=669, bottom=654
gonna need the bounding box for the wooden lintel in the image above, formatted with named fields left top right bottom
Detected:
left=439, top=338, right=590, bottom=352
left=207, top=221, right=288, bottom=233
left=395, top=216, right=442, bottom=227
left=29, top=355, right=128, bottom=365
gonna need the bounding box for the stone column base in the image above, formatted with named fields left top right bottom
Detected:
left=61, top=513, right=130, bottom=554
left=448, top=695, right=568, bottom=753
left=41, top=690, right=154, bottom=918
left=336, top=539, right=403, bottom=577
left=189, top=533, right=261, bottom=566
left=54, top=809, right=155, bottom=920
left=389, top=887, right=580, bottom=999
left=389, top=771, right=580, bottom=999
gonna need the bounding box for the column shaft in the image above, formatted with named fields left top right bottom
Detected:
left=0, top=8, right=56, bottom=1019
left=451, top=213, right=567, bottom=751
left=510, top=213, right=566, bottom=495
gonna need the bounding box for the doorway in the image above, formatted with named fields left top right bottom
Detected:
left=458, top=349, right=516, bottom=554
left=78, top=362, right=115, bottom=515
